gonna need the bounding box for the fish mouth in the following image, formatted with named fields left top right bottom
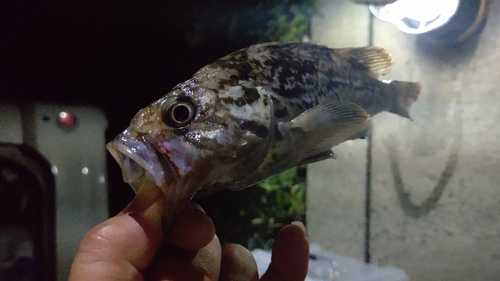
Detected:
left=106, top=129, right=176, bottom=192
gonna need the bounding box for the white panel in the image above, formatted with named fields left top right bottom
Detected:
left=307, top=0, right=370, bottom=260
left=31, top=104, right=108, bottom=281
left=0, top=104, right=23, bottom=144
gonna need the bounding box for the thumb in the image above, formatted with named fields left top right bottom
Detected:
left=68, top=198, right=164, bottom=281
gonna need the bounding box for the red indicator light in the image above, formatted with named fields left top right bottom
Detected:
left=57, top=111, right=76, bottom=128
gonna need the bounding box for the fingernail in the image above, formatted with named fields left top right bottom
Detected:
left=190, top=202, right=206, bottom=214
left=291, top=221, right=307, bottom=234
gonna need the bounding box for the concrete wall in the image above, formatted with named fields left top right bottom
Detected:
left=307, top=1, right=371, bottom=261
left=307, top=1, right=500, bottom=280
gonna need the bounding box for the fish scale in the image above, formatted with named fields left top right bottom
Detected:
left=197, top=43, right=390, bottom=120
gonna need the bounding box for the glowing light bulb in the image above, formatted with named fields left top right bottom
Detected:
left=370, top=0, right=460, bottom=34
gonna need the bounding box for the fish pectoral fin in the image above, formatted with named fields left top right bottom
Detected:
left=334, top=47, right=393, bottom=78
left=297, top=150, right=336, bottom=166
left=349, top=119, right=372, bottom=140
left=280, top=101, right=370, bottom=155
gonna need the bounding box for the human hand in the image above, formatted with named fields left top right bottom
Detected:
left=69, top=199, right=309, bottom=281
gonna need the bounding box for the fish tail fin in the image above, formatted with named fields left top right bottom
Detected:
left=387, top=80, right=420, bottom=120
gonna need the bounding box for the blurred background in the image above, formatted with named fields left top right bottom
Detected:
left=1, top=0, right=499, bottom=280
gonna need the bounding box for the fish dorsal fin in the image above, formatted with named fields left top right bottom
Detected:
left=334, top=47, right=393, bottom=78
left=279, top=101, right=370, bottom=156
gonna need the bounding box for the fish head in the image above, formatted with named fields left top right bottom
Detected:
left=107, top=79, right=274, bottom=203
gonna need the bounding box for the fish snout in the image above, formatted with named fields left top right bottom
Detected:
left=106, top=129, right=175, bottom=192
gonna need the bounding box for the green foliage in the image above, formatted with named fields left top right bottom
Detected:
left=249, top=166, right=307, bottom=249
left=259, top=167, right=306, bottom=217
left=265, top=1, right=318, bottom=42
left=199, top=166, right=307, bottom=250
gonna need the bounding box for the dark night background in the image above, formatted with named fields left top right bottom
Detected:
left=0, top=0, right=276, bottom=215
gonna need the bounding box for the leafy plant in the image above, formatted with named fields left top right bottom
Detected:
left=249, top=166, right=307, bottom=249
left=199, top=166, right=307, bottom=250
left=265, top=1, right=318, bottom=42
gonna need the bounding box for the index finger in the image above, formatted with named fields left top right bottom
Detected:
left=260, top=222, right=309, bottom=281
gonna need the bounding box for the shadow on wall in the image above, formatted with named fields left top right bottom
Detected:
left=379, top=0, right=490, bottom=219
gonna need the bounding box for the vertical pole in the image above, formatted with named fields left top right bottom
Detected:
left=364, top=9, right=374, bottom=264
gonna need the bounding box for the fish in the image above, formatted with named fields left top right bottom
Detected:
left=107, top=42, right=420, bottom=224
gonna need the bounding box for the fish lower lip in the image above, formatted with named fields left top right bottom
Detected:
left=106, top=130, right=175, bottom=190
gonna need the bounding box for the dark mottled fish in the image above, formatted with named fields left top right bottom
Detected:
left=107, top=42, right=420, bottom=223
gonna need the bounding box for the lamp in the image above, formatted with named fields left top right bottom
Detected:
left=365, top=0, right=489, bottom=45
left=369, top=0, right=460, bottom=34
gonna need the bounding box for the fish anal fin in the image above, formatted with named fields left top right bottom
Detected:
left=334, top=47, right=393, bottom=78
left=280, top=101, right=370, bottom=160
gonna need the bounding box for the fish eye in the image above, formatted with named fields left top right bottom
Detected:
left=162, top=98, right=197, bottom=128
